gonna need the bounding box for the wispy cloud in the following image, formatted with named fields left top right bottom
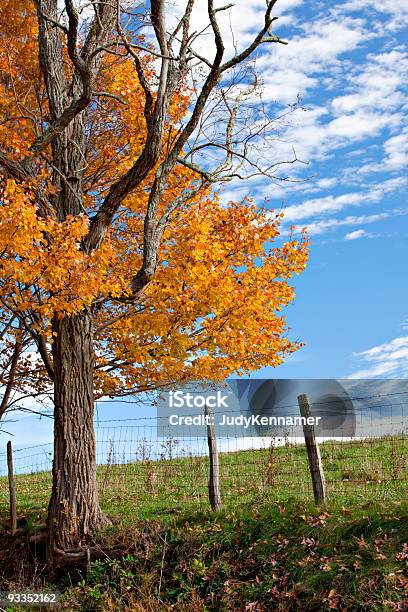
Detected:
left=280, top=177, right=408, bottom=222
left=349, top=336, right=408, bottom=378
left=344, top=229, right=377, bottom=240
left=259, top=18, right=368, bottom=104
left=305, top=212, right=391, bottom=236
left=340, top=0, right=408, bottom=31
left=332, top=51, right=408, bottom=115
left=357, top=126, right=408, bottom=175
left=279, top=209, right=407, bottom=236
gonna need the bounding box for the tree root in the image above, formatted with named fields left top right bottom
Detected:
left=3, top=523, right=163, bottom=581
left=15, top=529, right=128, bottom=564
left=52, top=542, right=129, bottom=566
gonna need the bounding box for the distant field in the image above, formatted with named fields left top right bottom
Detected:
left=1, top=436, right=406, bottom=528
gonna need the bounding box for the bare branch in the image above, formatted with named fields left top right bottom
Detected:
left=36, top=332, right=55, bottom=381
left=25, top=0, right=116, bottom=166
left=115, top=1, right=154, bottom=121
left=220, top=2, right=284, bottom=72
left=0, top=332, right=23, bottom=420
left=93, top=90, right=128, bottom=105
left=36, top=9, right=69, bottom=34
left=0, top=151, right=31, bottom=181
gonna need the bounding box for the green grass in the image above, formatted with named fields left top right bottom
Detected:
left=60, top=498, right=408, bottom=611
left=0, top=437, right=407, bottom=610
left=0, top=437, right=407, bottom=528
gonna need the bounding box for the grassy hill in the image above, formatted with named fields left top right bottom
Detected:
left=0, top=437, right=407, bottom=610
left=0, top=436, right=406, bottom=525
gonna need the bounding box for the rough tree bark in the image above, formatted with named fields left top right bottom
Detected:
left=47, top=307, right=107, bottom=574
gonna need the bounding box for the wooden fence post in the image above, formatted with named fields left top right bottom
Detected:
left=205, top=404, right=222, bottom=511
left=7, top=441, right=17, bottom=535
left=297, top=394, right=327, bottom=505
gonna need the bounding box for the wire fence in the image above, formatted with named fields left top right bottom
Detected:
left=0, top=395, right=407, bottom=521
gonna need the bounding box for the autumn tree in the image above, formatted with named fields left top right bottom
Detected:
left=0, top=0, right=308, bottom=573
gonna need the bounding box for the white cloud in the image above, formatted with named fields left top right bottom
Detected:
left=344, top=229, right=375, bottom=240
left=340, top=0, right=408, bottom=31
left=280, top=103, right=404, bottom=166
left=267, top=100, right=403, bottom=169
left=281, top=209, right=407, bottom=236
left=280, top=176, right=407, bottom=222
left=380, top=128, right=408, bottom=170
left=284, top=192, right=365, bottom=221
left=266, top=18, right=367, bottom=74
left=358, top=126, right=408, bottom=174
left=332, top=51, right=408, bottom=115
left=306, top=212, right=390, bottom=235
left=316, top=178, right=338, bottom=189
left=259, top=18, right=368, bottom=104
left=349, top=336, right=408, bottom=378
left=259, top=70, right=317, bottom=105
left=257, top=44, right=408, bottom=172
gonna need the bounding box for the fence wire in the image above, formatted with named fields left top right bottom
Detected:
left=0, top=398, right=407, bottom=521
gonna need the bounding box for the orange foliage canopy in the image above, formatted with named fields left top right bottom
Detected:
left=0, top=1, right=308, bottom=398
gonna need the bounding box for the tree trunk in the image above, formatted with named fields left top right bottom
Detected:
left=46, top=306, right=106, bottom=575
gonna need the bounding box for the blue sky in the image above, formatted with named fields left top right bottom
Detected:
left=223, top=0, right=408, bottom=379
left=1, top=0, right=408, bottom=450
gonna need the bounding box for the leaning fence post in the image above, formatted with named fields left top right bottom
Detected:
left=205, top=403, right=222, bottom=511
left=297, top=394, right=327, bottom=505
left=7, top=441, right=17, bottom=535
